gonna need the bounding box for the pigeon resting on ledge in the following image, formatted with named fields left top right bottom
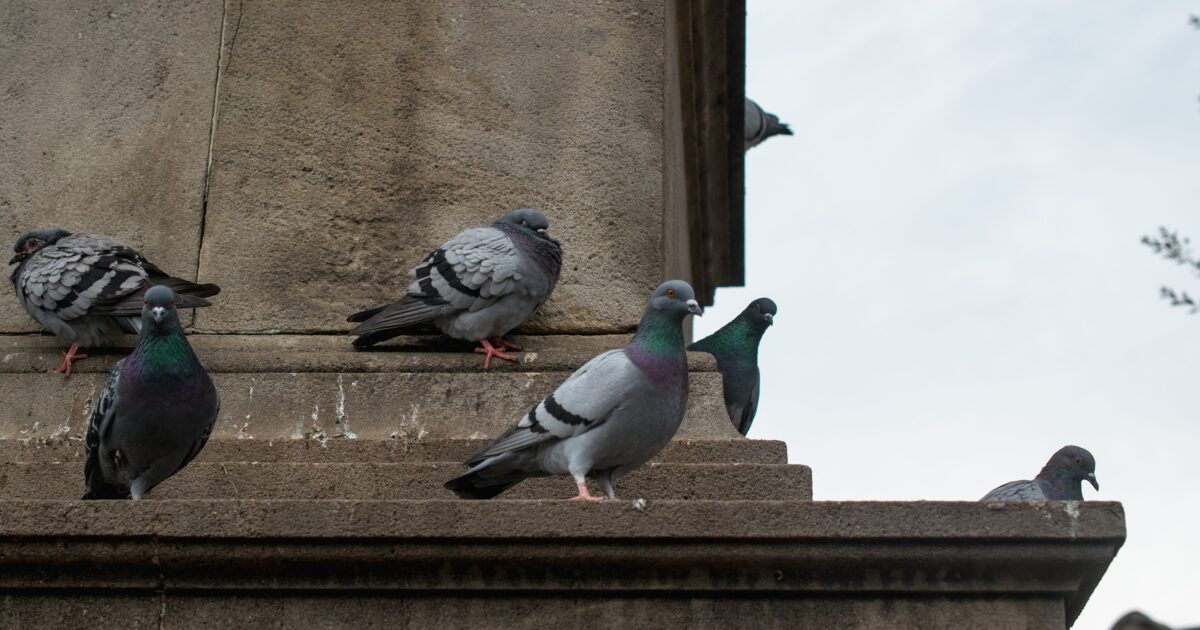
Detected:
left=8, top=229, right=220, bottom=376
left=445, top=280, right=703, bottom=501
left=981, top=445, right=1099, bottom=501
left=83, top=285, right=219, bottom=500
left=348, top=208, right=562, bottom=369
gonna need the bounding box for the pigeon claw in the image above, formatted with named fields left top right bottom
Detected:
left=570, top=479, right=606, bottom=503
left=488, top=337, right=523, bottom=352
left=474, top=338, right=519, bottom=369
left=49, top=343, right=87, bottom=378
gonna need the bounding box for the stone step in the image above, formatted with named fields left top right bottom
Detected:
left=0, top=437, right=788, bottom=465
left=0, top=461, right=813, bottom=501
left=0, top=335, right=741, bottom=443
left=0, top=499, right=1126, bottom=629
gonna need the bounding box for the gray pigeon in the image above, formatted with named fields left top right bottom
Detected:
left=445, top=280, right=703, bottom=500
left=745, top=97, right=793, bottom=150
left=9, top=229, right=220, bottom=376
left=83, top=285, right=219, bottom=500
left=981, top=445, right=1099, bottom=502
left=348, top=209, right=562, bottom=368
left=688, top=297, right=776, bottom=436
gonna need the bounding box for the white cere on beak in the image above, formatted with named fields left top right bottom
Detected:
left=151, top=306, right=166, bottom=323
left=764, top=313, right=773, bottom=323
left=686, top=299, right=702, bottom=316
left=536, top=228, right=547, bottom=234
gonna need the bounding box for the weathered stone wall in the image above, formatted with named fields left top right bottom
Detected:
left=1, top=0, right=666, bottom=336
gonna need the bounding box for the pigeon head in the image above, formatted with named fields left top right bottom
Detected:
left=142, top=285, right=181, bottom=330
left=1040, top=445, right=1099, bottom=491
left=10, top=228, right=71, bottom=265
left=647, top=280, right=703, bottom=321
left=498, top=208, right=557, bottom=242
left=743, top=297, right=777, bottom=329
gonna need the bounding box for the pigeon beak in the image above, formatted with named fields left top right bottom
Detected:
left=686, top=299, right=703, bottom=316
left=8, top=253, right=23, bottom=265
left=763, top=313, right=773, bottom=325
left=536, top=228, right=547, bottom=235
left=151, top=307, right=166, bottom=323
left=1086, top=473, right=1099, bottom=491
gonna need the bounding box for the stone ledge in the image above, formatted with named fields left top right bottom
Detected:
left=0, top=334, right=715, bottom=374
left=0, top=500, right=1124, bottom=626
left=0, top=461, right=814, bottom=502
left=0, top=437, right=790, bottom=465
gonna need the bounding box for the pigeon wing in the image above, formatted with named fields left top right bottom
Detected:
left=82, top=358, right=127, bottom=499
left=350, top=226, right=525, bottom=335
left=465, top=350, right=642, bottom=464
left=980, top=480, right=1047, bottom=502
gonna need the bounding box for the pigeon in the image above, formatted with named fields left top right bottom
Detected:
left=745, top=97, right=793, bottom=150
left=980, top=445, right=1099, bottom=502
left=444, top=280, right=703, bottom=501
left=83, top=285, right=220, bottom=500
left=348, top=209, right=562, bottom=368
left=8, top=229, right=220, bottom=376
left=688, top=297, right=776, bottom=436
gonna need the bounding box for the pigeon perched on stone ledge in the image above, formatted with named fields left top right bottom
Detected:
left=8, top=228, right=220, bottom=376
left=83, top=285, right=219, bottom=500
left=980, top=445, right=1099, bottom=502
left=347, top=208, right=562, bottom=368
left=745, top=97, right=793, bottom=150
left=445, top=280, right=703, bottom=501
left=688, top=297, right=776, bottom=436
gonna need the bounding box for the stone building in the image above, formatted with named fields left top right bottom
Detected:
left=0, top=1, right=1123, bottom=628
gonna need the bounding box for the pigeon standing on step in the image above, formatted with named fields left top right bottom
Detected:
left=444, top=280, right=703, bottom=501
left=688, top=297, right=776, bottom=436
left=347, top=209, right=562, bottom=368
left=8, top=229, right=221, bottom=376
left=745, top=97, right=793, bottom=150
left=980, top=445, right=1099, bottom=502
left=83, top=285, right=220, bottom=500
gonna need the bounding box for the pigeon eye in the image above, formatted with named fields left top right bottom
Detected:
left=1074, top=457, right=1082, bottom=465
left=666, top=289, right=677, bottom=298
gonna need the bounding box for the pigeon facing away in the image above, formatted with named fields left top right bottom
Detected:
left=981, top=445, right=1099, bottom=502
left=83, top=285, right=219, bottom=500
left=745, top=97, right=793, bottom=150
left=688, top=297, right=776, bottom=436
left=445, top=280, right=703, bottom=501
left=348, top=209, right=562, bottom=368
left=9, top=229, right=220, bottom=376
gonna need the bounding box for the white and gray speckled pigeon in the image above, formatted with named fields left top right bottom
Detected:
left=83, top=286, right=219, bottom=500
left=688, top=297, right=776, bottom=436
left=745, top=97, right=793, bottom=150
left=445, top=280, right=703, bottom=501
left=347, top=209, right=562, bottom=368
left=980, top=445, right=1099, bottom=502
left=9, top=229, right=220, bottom=376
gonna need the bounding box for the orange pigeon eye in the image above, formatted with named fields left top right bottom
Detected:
left=666, top=289, right=676, bottom=298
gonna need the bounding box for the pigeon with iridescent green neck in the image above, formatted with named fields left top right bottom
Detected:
left=83, top=285, right=220, bottom=500
left=445, top=280, right=703, bottom=501
left=688, top=297, right=776, bottom=436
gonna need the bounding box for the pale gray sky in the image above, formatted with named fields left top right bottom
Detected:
left=694, top=2, right=1200, bottom=628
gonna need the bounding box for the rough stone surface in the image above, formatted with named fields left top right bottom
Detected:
left=0, top=437, right=790, bottom=465
left=0, top=0, right=222, bottom=333
left=1, top=595, right=1068, bottom=630
left=0, top=500, right=1124, bottom=628
left=0, top=461, right=814, bottom=501
left=196, top=0, right=665, bottom=334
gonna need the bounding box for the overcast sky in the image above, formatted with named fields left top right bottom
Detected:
left=693, top=2, right=1200, bottom=628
